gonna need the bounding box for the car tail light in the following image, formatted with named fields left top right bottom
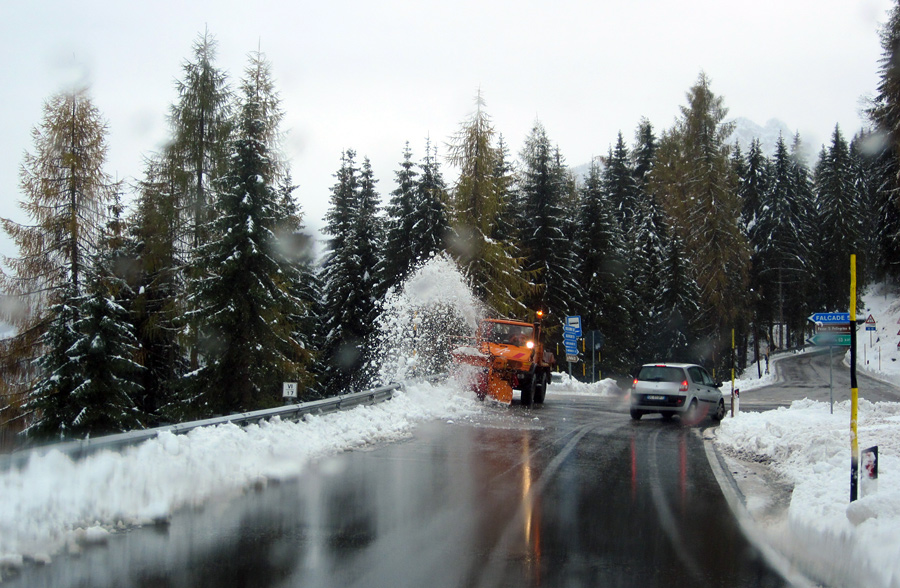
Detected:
left=679, top=380, right=689, bottom=392
left=632, top=378, right=638, bottom=390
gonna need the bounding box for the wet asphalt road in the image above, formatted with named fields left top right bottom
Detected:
left=738, top=347, right=900, bottom=411
left=9, top=392, right=789, bottom=588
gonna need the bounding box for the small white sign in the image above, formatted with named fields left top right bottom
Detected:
left=283, top=382, right=298, bottom=398
left=566, top=354, right=580, bottom=363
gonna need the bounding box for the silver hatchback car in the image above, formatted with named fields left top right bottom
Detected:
left=630, top=363, right=726, bottom=422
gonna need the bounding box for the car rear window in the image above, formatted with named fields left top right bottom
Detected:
left=637, top=366, right=685, bottom=383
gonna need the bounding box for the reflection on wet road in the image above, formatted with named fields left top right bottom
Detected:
left=9, top=396, right=787, bottom=588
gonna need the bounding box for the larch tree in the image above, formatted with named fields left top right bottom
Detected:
left=650, top=73, right=750, bottom=368
left=446, top=93, right=529, bottom=318
left=1, top=87, right=116, bottom=435
left=168, top=29, right=233, bottom=254
left=127, top=152, right=188, bottom=421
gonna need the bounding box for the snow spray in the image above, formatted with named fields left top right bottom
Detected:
left=365, top=254, right=485, bottom=386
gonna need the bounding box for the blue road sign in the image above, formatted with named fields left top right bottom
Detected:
left=808, top=312, right=851, bottom=324
left=566, top=315, right=582, bottom=329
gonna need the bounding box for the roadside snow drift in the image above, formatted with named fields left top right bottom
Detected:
left=0, top=380, right=483, bottom=573
left=715, top=399, right=900, bottom=588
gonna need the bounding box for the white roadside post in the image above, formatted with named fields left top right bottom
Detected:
left=283, top=381, right=298, bottom=405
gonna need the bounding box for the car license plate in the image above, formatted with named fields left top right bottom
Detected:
left=646, top=395, right=665, bottom=401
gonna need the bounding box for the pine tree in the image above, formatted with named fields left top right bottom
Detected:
left=446, top=93, right=529, bottom=317
left=1, top=87, right=116, bottom=433
left=185, top=52, right=308, bottom=415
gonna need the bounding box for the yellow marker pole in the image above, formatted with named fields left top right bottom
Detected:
left=850, top=254, right=859, bottom=502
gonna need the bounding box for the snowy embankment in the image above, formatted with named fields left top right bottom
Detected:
left=713, top=283, right=900, bottom=588
left=0, top=380, right=484, bottom=577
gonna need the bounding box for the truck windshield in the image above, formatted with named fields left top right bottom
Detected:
left=485, top=323, right=534, bottom=346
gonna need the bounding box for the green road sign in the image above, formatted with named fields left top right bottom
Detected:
left=808, top=333, right=851, bottom=346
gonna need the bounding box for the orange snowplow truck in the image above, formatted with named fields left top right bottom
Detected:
left=452, top=313, right=556, bottom=407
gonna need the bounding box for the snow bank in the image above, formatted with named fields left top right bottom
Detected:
left=715, top=399, right=900, bottom=588
left=0, top=380, right=484, bottom=571
left=547, top=373, right=623, bottom=396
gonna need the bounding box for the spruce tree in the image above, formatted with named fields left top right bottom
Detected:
left=577, top=161, right=631, bottom=369
left=320, top=150, right=383, bottom=393
left=752, top=135, right=815, bottom=349
left=414, top=138, right=451, bottom=262
left=517, top=122, right=578, bottom=318
left=867, top=2, right=900, bottom=278
left=815, top=125, right=864, bottom=312
left=185, top=52, right=308, bottom=415
left=379, top=143, right=421, bottom=296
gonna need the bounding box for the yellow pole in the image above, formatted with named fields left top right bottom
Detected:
left=850, top=254, right=859, bottom=502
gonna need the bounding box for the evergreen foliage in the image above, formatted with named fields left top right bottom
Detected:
left=576, top=161, right=631, bottom=369
left=446, top=93, right=530, bottom=318
left=650, top=73, right=750, bottom=368
left=320, top=151, right=383, bottom=393
left=517, top=122, right=579, bottom=319
left=815, top=126, right=865, bottom=312
left=1, top=87, right=116, bottom=434
left=185, top=52, right=309, bottom=415
left=868, top=2, right=900, bottom=279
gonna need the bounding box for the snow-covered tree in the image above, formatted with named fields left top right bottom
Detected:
left=751, top=135, right=815, bottom=348
left=815, top=125, right=865, bottom=312
left=517, top=122, right=578, bottom=318
left=867, top=1, right=900, bottom=279
left=577, top=161, right=632, bottom=369
left=320, top=150, right=383, bottom=393
left=185, top=52, right=309, bottom=415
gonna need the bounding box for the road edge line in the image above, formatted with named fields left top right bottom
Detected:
left=702, top=436, right=816, bottom=588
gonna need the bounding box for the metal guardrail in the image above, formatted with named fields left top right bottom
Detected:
left=0, top=381, right=408, bottom=472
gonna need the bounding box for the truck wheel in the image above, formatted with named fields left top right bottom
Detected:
left=521, top=376, right=535, bottom=408
left=535, top=372, right=548, bottom=404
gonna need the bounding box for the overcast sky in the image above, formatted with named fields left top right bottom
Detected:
left=0, top=0, right=894, bottom=259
